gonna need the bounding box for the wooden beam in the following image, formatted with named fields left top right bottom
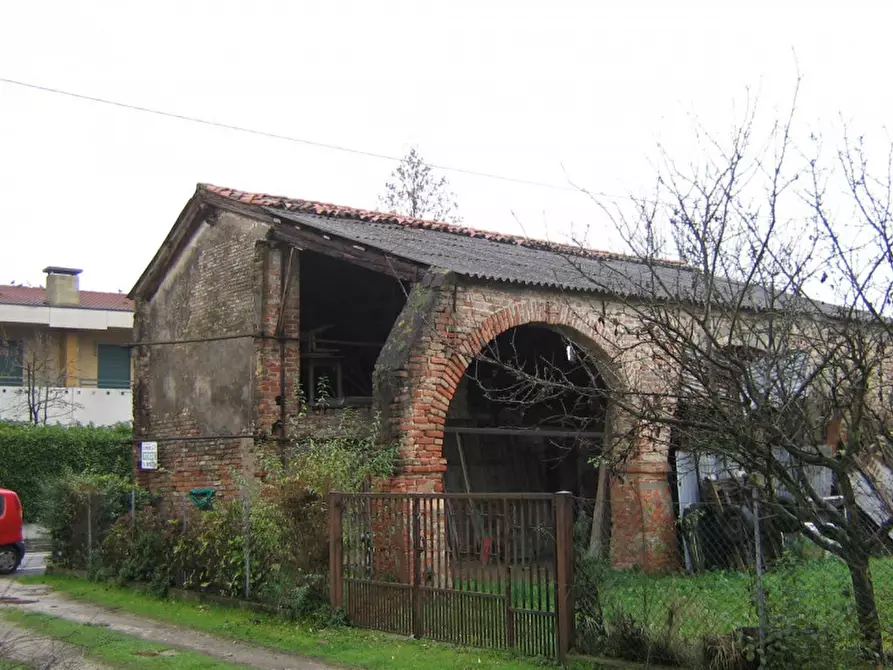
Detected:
left=270, top=227, right=423, bottom=282
left=444, top=426, right=604, bottom=439
left=200, top=193, right=283, bottom=225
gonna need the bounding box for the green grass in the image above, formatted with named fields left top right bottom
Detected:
left=574, top=554, right=893, bottom=669
left=19, top=556, right=893, bottom=669
left=17, top=575, right=596, bottom=670
left=0, top=609, right=248, bottom=669
left=597, top=556, right=893, bottom=642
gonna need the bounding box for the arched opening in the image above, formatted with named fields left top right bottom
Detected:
left=444, top=324, right=610, bottom=497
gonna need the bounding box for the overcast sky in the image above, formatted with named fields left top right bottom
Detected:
left=1, top=1, right=891, bottom=293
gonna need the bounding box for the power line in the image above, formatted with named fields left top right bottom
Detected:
left=0, top=76, right=632, bottom=199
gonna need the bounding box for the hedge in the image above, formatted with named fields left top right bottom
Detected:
left=0, top=422, right=132, bottom=521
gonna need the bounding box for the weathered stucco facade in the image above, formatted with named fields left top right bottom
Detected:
left=130, top=185, right=683, bottom=572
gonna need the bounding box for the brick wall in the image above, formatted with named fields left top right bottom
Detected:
left=133, top=211, right=269, bottom=499
left=253, top=244, right=300, bottom=443
left=134, top=208, right=680, bottom=570
left=376, top=275, right=680, bottom=571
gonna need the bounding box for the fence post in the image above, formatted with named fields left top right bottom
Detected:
left=328, top=492, right=344, bottom=610
left=243, top=494, right=251, bottom=601
left=752, top=487, right=768, bottom=669
left=86, top=492, right=93, bottom=574
left=555, top=491, right=574, bottom=663
left=504, top=499, right=515, bottom=650
left=181, top=491, right=188, bottom=587
left=411, top=495, right=423, bottom=639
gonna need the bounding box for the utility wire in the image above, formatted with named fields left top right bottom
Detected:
left=0, top=76, right=634, bottom=199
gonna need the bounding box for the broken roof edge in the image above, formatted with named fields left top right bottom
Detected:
left=199, top=183, right=685, bottom=267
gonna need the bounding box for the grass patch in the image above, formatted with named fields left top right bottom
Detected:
left=574, top=555, right=893, bottom=668
left=17, top=575, right=595, bottom=670
left=0, top=609, right=247, bottom=669
left=599, top=556, right=893, bottom=642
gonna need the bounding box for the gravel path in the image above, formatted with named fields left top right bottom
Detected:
left=0, top=617, right=110, bottom=669
left=0, top=580, right=336, bottom=670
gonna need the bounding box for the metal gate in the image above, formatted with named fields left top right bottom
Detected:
left=328, top=492, right=574, bottom=661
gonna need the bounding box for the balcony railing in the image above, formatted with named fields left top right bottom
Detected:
left=0, top=376, right=131, bottom=390
left=0, top=384, right=132, bottom=426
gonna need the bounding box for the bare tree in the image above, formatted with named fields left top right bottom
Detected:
left=564, top=89, right=893, bottom=660
left=442, top=86, right=893, bottom=661
left=0, top=331, right=73, bottom=425
left=380, top=147, right=461, bottom=223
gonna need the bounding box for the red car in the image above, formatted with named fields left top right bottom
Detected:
left=0, top=489, right=25, bottom=575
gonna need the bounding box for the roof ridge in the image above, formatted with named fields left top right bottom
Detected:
left=200, top=183, right=674, bottom=264
left=0, top=284, right=127, bottom=296
left=0, top=284, right=133, bottom=311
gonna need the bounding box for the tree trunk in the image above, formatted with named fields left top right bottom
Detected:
left=846, top=551, right=885, bottom=662
left=588, top=465, right=608, bottom=557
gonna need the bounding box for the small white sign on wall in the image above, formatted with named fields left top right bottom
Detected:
left=140, top=441, right=158, bottom=470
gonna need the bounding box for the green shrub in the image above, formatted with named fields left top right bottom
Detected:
left=65, top=409, right=398, bottom=619
left=0, top=422, right=131, bottom=520
left=39, top=472, right=149, bottom=570
left=761, top=553, right=861, bottom=669
left=93, top=486, right=331, bottom=616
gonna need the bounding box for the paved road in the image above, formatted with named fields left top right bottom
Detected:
left=14, top=550, right=48, bottom=577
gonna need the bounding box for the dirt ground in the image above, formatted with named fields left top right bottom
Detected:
left=0, top=617, right=110, bottom=669
left=0, top=580, right=335, bottom=670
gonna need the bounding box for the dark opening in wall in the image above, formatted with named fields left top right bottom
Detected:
left=444, top=325, right=608, bottom=497
left=298, top=250, right=407, bottom=405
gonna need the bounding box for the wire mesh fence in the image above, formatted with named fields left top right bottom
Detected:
left=572, top=490, right=893, bottom=669
left=51, top=485, right=330, bottom=616
left=52, top=482, right=893, bottom=668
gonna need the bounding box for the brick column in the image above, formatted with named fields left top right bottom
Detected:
left=254, top=244, right=300, bottom=440
left=610, top=459, right=678, bottom=571
left=609, top=408, right=679, bottom=572
left=373, top=275, right=453, bottom=496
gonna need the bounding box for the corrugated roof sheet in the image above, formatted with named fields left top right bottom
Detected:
left=269, top=209, right=700, bottom=297
left=0, top=285, right=133, bottom=311
left=203, top=183, right=644, bottom=263
left=200, top=184, right=697, bottom=296
left=205, top=184, right=820, bottom=310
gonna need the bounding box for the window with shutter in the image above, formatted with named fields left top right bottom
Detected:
left=97, top=344, right=131, bottom=389
left=0, top=340, right=23, bottom=386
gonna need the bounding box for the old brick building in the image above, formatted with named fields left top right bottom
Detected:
left=130, top=184, right=686, bottom=571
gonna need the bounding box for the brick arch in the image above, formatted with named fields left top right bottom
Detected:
left=389, top=300, right=619, bottom=492
left=439, top=300, right=622, bottom=409
left=391, top=296, right=679, bottom=572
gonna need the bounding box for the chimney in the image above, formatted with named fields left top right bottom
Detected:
left=43, top=267, right=82, bottom=307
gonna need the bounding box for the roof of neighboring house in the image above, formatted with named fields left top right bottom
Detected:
left=0, top=285, right=134, bottom=312
left=202, top=184, right=697, bottom=297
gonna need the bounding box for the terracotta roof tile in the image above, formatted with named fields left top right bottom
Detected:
left=0, top=285, right=133, bottom=312
left=201, top=183, right=644, bottom=262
